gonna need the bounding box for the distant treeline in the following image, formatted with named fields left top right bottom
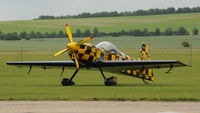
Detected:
left=0, top=27, right=199, bottom=40
left=35, top=7, right=200, bottom=20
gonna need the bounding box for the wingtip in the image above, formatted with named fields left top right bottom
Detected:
left=177, top=60, right=190, bottom=67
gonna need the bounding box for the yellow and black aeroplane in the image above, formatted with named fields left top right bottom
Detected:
left=7, top=24, right=188, bottom=86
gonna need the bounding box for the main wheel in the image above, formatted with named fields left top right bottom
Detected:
left=61, top=78, right=75, bottom=86
left=104, top=76, right=117, bottom=86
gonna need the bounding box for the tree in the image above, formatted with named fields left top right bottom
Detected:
left=192, top=7, right=200, bottom=12
left=143, top=28, right=149, bottom=36
left=47, top=32, right=56, bottom=38
left=167, top=7, right=176, bottom=14
left=51, top=32, right=57, bottom=38
left=93, top=27, right=99, bottom=37
left=75, top=29, right=82, bottom=37
left=154, top=28, right=161, bottom=36
left=35, top=7, right=200, bottom=20
left=163, top=27, right=173, bottom=35
left=36, top=32, right=43, bottom=38
left=44, top=32, right=50, bottom=38
left=177, top=27, right=189, bottom=35
left=0, top=32, right=6, bottom=40
left=120, top=29, right=127, bottom=35
left=176, top=8, right=184, bottom=13
left=58, top=30, right=65, bottom=37
left=19, top=31, right=27, bottom=39
left=82, top=29, right=91, bottom=37
left=134, top=10, right=146, bottom=15
left=111, top=32, right=120, bottom=37
left=38, top=15, right=55, bottom=19
left=25, top=35, right=31, bottom=40
left=30, top=31, right=36, bottom=38
left=133, top=29, right=143, bottom=36
left=5, top=32, right=21, bottom=40
left=192, top=28, right=199, bottom=35
left=182, top=41, right=190, bottom=48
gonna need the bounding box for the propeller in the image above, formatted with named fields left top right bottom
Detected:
left=53, top=24, right=93, bottom=70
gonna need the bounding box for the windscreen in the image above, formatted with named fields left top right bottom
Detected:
left=96, top=41, right=124, bottom=55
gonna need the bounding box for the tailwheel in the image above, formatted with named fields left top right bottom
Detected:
left=104, top=76, right=117, bottom=86
left=61, top=78, right=75, bottom=86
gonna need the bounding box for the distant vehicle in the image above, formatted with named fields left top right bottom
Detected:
left=7, top=24, right=188, bottom=86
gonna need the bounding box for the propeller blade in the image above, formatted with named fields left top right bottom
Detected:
left=76, top=37, right=93, bottom=46
left=53, top=48, right=68, bottom=57
left=72, top=51, right=79, bottom=69
left=66, top=24, right=73, bottom=43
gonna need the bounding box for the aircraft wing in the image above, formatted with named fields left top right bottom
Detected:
left=6, top=61, right=76, bottom=68
left=7, top=60, right=188, bottom=71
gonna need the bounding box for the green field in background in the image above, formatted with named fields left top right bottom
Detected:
left=0, top=13, right=200, bottom=33
left=0, top=35, right=199, bottom=50
left=0, top=36, right=199, bottom=101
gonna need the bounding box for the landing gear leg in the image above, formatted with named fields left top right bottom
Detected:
left=61, top=69, right=79, bottom=86
left=142, top=79, right=148, bottom=84
left=99, top=67, right=117, bottom=86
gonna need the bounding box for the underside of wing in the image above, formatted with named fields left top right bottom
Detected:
left=6, top=61, right=76, bottom=68
left=92, top=60, right=188, bottom=72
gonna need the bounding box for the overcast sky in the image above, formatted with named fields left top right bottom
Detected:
left=1, top=0, right=200, bottom=21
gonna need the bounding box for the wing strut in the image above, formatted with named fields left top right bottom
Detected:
left=165, top=64, right=174, bottom=73
left=28, top=66, right=32, bottom=74
left=60, top=67, right=65, bottom=77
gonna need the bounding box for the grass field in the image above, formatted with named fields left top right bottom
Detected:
left=0, top=36, right=200, bottom=101
left=0, top=13, right=200, bottom=33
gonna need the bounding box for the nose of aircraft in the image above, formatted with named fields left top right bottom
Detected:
left=67, top=42, right=77, bottom=51
left=53, top=24, right=94, bottom=70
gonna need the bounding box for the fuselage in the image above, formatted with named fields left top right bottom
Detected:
left=68, top=43, right=133, bottom=67
left=67, top=42, right=154, bottom=81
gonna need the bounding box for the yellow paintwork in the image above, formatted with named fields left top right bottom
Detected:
left=111, top=55, right=116, bottom=61
left=82, top=54, right=90, bottom=60
left=53, top=49, right=68, bottom=57
left=76, top=37, right=93, bottom=46
left=54, top=25, right=93, bottom=70
left=73, top=51, right=79, bottom=69
left=54, top=25, right=154, bottom=81
left=66, top=24, right=73, bottom=42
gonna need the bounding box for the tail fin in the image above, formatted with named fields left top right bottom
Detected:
left=121, top=43, right=154, bottom=82
left=138, top=43, right=151, bottom=60
left=135, top=43, right=154, bottom=81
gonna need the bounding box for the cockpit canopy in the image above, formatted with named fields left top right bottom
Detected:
left=96, top=41, right=123, bottom=55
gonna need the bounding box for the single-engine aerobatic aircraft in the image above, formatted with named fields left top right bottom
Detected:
left=7, top=24, right=188, bottom=86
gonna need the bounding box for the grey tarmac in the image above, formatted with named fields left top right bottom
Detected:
left=0, top=101, right=199, bottom=113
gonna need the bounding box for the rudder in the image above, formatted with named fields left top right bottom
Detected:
left=138, top=43, right=151, bottom=60
left=134, top=43, right=154, bottom=81
left=121, top=43, right=154, bottom=81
